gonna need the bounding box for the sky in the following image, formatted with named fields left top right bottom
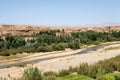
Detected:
left=0, top=0, right=120, bottom=26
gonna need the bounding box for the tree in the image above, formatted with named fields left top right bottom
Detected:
left=0, top=38, right=4, bottom=48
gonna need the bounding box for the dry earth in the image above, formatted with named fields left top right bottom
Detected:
left=0, top=24, right=120, bottom=35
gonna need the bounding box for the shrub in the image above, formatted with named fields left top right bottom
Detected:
left=87, top=65, right=98, bottom=78
left=68, top=42, right=80, bottom=49
left=77, top=63, right=89, bottom=76
left=35, top=46, right=53, bottom=52
left=101, top=74, right=115, bottom=80
left=43, top=71, right=58, bottom=80
left=56, top=74, right=94, bottom=80
left=52, top=43, right=65, bottom=51
left=113, top=73, right=120, bottom=80
left=68, top=66, right=78, bottom=73
left=59, top=69, right=70, bottom=77
left=0, top=50, right=10, bottom=56
left=35, top=46, right=48, bottom=52
left=96, top=61, right=116, bottom=73
left=96, top=67, right=106, bottom=80
left=113, top=61, right=120, bottom=71
left=22, top=67, right=42, bottom=80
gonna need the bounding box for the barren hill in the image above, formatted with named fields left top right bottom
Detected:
left=0, top=24, right=120, bottom=35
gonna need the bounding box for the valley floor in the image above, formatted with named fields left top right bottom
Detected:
left=0, top=42, right=120, bottom=79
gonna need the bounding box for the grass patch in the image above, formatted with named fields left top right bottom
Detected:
left=56, top=74, right=94, bottom=80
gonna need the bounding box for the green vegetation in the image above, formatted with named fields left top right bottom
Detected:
left=43, top=71, right=58, bottom=80
left=98, top=74, right=115, bottom=80
left=0, top=30, right=120, bottom=56
left=59, top=69, right=70, bottom=77
left=22, top=67, right=42, bottom=80
left=56, top=75, right=93, bottom=80
left=1, top=29, right=120, bottom=79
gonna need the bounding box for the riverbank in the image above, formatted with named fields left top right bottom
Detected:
left=0, top=41, right=120, bottom=79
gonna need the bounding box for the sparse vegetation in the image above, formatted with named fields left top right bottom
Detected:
left=4, top=54, right=119, bottom=80
left=43, top=71, right=58, bottom=80
left=22, top=67, right=42, bottom=80
left=59, top=69, right=70, bottom=77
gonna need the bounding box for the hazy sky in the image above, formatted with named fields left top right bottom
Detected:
left=0, top=0, right=120, bottom=26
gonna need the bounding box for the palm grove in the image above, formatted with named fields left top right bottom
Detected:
left=0, top=29, right=120, bottom=56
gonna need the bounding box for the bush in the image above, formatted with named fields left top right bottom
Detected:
left=113, top=73, right=120, bottom=80
left=96, top=67, right=106, bottom=80
left=113, top=61, right=120, bottom=71
left=22, top=67, right=42, bottom=80
left=68, top=42, right=80, bottom=49
left=0, top=50, right=10, bottom=56
left=43, top=71, right=58, bottom=80
left=59, top=69, right=70, bottom=77
left=100, top=74, right=115, bottom=80
left=77, top=63, right=89, bottom=76
left=35, top=46, right=49, bottom=52
left=56, top=74, right=94, bottom=80
left=52, top=43, right=65, bottom=51
left=87, top=65, right=98, bottom=78
left=68, top=66, right=78, bottom=73
left=97, top=61, right=116, bottom=73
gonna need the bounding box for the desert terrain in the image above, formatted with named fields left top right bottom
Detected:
left=0, top=24, right=120, bottom=35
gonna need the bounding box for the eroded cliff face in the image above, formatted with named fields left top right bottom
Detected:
left=0, top=25, right=51, bottom=35
left=0, top=24, right=120, bottom=35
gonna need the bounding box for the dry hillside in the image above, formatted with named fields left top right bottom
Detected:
left=0, top=24, right=120, bottom=35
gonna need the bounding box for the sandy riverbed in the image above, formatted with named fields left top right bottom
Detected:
left=0, top=42, right=120, bottom=79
